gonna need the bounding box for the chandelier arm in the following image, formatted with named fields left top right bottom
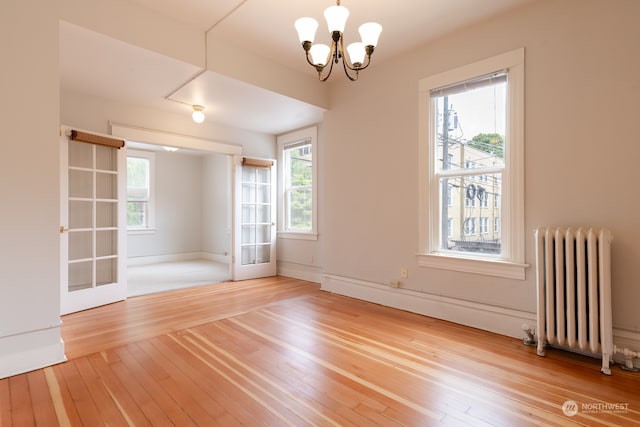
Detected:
left=305, top=51, right=319, bottom=68
left=348, top=54, right=371, bottom=72
left=319, top=45, right=337, bottom=82
left=335, top=36, right=357, bottom=80
left=341, top=55, right=359, bottom=81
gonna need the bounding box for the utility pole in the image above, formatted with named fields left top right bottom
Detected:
left=441, top=96, right=449, bottom=250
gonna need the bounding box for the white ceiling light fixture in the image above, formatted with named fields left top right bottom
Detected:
left=192, top=105, right=205, bottom=123
left=163, top=146, right=179, bottom=152
left=295, top=0, right=382, bottom=81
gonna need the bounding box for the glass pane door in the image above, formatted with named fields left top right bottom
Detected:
left=241, top=166, right=272, bottom=265
left=232, top=157, right=276, bottom=281
left=60, top=127, right=127, bottom=315
left=67, top=141, right=119, bottom=291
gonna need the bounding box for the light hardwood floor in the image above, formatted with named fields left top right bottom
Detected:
left=2, top=276, right=639, bottom=426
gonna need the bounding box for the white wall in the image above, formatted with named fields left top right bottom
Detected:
left=321, top=0, right=640, bottom=349
left=202, top=153, right=232, bottom=258
left=128, top=152, right=203, bottom=258
left=0, top=0, right=66, bottom=378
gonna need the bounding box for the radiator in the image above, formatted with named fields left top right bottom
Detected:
left=534, top=227, right=614, bottom=375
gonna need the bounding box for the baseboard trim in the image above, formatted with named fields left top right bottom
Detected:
left=321, top=274, right=535, bottom=339
left=320, top=274, right=640, bottom=359
left=277, top=261, right=323, bottom=283
left=128, top=252, right=229, bottom=266
left=0, top=326, right=66, bottom=379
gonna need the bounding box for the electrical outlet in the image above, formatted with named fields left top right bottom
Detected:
left=400, top=267, right=408, bottom=279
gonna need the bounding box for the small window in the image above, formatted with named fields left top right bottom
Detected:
left=277, top=126, right=318, bottom=240
left=480, top=217, right=489, bottom=234
left=464, top=218, right=476, bottom=235
left=127, top=150, right=155, bottom=232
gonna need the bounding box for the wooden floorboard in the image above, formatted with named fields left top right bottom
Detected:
left=2, top=276, right=639, bottom=426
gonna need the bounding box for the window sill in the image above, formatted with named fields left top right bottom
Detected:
left=417, top=252, right=528, bottom=280
left=128, top=228, right=156, bottom=235
left=278, top=231, right=318, bottom=241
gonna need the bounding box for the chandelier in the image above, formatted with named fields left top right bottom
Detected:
left=294, top=0, right=382, bottom=81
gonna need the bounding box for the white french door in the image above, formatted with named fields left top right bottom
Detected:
left=60, top=126, right=127, bottom=315
left=232, top=156, right=277, bottom=281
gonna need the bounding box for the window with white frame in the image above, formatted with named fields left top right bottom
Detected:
left=480, top=217, right=489, bottom=234
left=277, top=126, right=318, bottom=239
left=464, top=218, right=476, bottom=235
left=479, top=187, right=488, bottom=208
left=127, top=150, right=155, bottom=232
left=418, top=48, right=526, bottom=279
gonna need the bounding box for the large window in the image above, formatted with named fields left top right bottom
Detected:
left=277, top=126, right=317, bottom=239
left=127, top=150, right=155, bottom=232
left=418, top=49, right=526, bottom=279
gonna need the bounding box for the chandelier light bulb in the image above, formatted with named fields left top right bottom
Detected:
left=359, top=22, right=382, bottom=47
left=192, top=105, right=205, bottom=123
left=310, top=44, right=331, bottom=66
left=324, top=4, right=349, bottom=33
left=346, top=42, right=366, bottom=66
left=295, top=17, right=318, bottom=43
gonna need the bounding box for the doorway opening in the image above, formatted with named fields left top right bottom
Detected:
left=125, top=141, right=233, bottom=297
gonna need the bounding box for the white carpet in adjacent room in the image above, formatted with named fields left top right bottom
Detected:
left=127, top=259, right=230, bottom=297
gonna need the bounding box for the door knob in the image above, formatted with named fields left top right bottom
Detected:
left=60, top=226, right=69, bottom=233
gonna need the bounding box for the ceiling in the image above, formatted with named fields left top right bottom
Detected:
left=60, top=0, right=533, bottom=135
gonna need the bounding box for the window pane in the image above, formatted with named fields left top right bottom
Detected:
left=96, top=201, right=117, bottom=228
left=242, top=225, right=256, bottom=244
left=256, top=168, right=270, bottom=184
left=127, top=157, right=149, bottom=189
left=242, top=184, right=256, bottom=204
left=96, top=258, right=117, bottom=286
left=69, top=169, right=93, bottom=198
left=257, top=205, right=270, bottom=223
left=284, top=143, right=313, bottom=232
left=241, top=246, right=255, bottom=265
left=256, top=244, right=270, bottom=263
left=257, top=184, right=270, bottom=204
left=127, top=201, right=147, bottom=227
left=435, top=82, right=506, bottom=172
left=286, top=144, right=312, bottom=186
left=440, top=173, right=501, bottom=254
left=127, top=157, right=153, bottom=229
left=242, top=204, right=255, bottom=224
left=288, top=188, right=312, bottom=229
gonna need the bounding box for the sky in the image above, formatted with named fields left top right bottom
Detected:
left=439, top=82, right=506, bottom=141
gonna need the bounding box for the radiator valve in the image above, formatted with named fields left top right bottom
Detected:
left=522, top=323, right=537, bottom=346
left=614, top=345, right=640, bottom=372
